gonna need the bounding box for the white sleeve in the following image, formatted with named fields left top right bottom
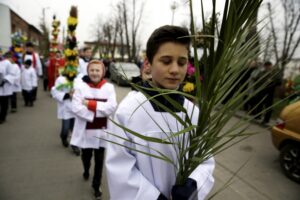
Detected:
left=79, top=58, right=85, bottom=74
left=72, top=86, right=94, bottom=122
left=35, top=53, right=43, bottom=76
left=13, top=65, right=21, bottom=85
left=4, top=62, right=16, bottom=84
left=188, top=157, right=215, bottom=200
left=105, top=111, right=161, bottom=200
left=95, top=85, right=117, bottom=117
left=51, top=78, right=66, bottom=102
left=31, top=69, right=38, bottom=88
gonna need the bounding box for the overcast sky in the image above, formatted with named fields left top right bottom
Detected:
left=3, top=0, right=297, bottom=60
left=0, top=0, right=226, bottom=49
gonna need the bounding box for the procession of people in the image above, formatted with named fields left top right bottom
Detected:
left=0, top=22, right=219, bottom=199
left=1, top=2, right=300, bottom=200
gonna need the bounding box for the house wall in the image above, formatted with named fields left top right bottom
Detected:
left=0, top=4, right=12, bottom=51
left=0, top=4, right=42, bottom=53
left=10, top=11, right=42, bottom=48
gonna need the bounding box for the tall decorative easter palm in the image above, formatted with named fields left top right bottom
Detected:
left=56, top=6, right=78, bottom=90
left=49, top=15, right=60, bottom=58
left=109, top=0, right=273, bottom=188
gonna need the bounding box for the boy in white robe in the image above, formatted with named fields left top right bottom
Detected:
left=77, top=47, right=92, bottom=79
left=70, top=60, right=117, bottom=199
left=21, top=60, right=37, bottom=107
left=51, top=72, right=78, bottom=154
left=105, top=25, right=215, bottom=200
left=23, top=42, right=42, bottom=101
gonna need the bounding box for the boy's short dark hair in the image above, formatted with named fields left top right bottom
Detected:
left=83, top=46, right=92, bottom=52
left=24, top=59, right=32, bottom=66
left=146, top=25, right=190, bottom=64
left=264, top=61, right=272, bottom=66
left=25, top=42, right=34, bottom=47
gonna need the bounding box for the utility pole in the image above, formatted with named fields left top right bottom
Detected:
left=42, top=7, right=50, bottom=28
left=170, top=1, right=178, bottom=25
left=62, top=26, right=65, bottom=47
left=41, top=7, right=50, bottom=57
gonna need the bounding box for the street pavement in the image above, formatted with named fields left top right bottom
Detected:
left=0, top=82, right=299, bottom=200
left=210, top=116, right=300, bottom=200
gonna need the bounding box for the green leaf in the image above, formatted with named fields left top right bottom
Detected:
left=109, top=118, right=173, bottom=145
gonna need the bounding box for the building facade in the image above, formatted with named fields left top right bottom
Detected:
left=0, top=3, right=42, bottom=52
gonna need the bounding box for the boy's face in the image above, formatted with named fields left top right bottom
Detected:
left=55, top=52, right=62, bottom=59
left=26, top=46, right=34, bottom=53
left=88, top=63, right=103, bottom=84
left=148, top=42, right=188, bottom=89
left=84, top=49, right=92, bottom=59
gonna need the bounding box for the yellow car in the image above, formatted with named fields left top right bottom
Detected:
left=271, top=100, right=300, bottom=183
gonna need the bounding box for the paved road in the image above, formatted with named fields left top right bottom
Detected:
left=211, top=116, right=300, bottom=200
left=0, top=82, right=299, bottom=200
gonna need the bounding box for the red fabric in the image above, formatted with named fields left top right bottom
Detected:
left=87, top=100, right=97, bottom=112
left=48, top=58, right=65, bottom=90
left=32, top=53, right=36, bottom=68
left=85, top=98, right=107, bottom=102
left=86, top=117, right=107, bottom=129
left=85, top=98, right=108, bottom=130
left=87, top=79, right=107, bottom=89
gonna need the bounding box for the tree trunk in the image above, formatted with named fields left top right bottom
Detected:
left=123, top=0, right=131, bottom=61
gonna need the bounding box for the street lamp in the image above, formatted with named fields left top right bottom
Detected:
left=170, top=1, right=178, bottom=25
left=41, top=7, right=50, bottom=56
left=42, top=7, right=50, bottom=23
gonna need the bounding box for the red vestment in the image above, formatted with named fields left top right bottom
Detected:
left=48, top=58, right=65, bottom=90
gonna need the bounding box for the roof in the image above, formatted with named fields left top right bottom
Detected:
left=0, top=2, right=42, bottom=34
left=84, top=41, right=126, bottom=48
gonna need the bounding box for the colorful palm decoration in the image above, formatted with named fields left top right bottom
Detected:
left=49, top=15, right=60, bottom=57
left=10, top=32, right=27, bottom=65
left=57, top=6, right=78, bottom=90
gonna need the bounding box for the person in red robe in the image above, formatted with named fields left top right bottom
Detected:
left=48, top=51, right=65, bottom=90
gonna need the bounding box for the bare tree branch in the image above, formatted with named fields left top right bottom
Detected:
left=267, top=0, right=300, bottom=77
left=267, top=3, right=279, bottom=64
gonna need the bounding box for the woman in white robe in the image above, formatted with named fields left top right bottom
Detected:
left=70, top=60, right=117, bottom=199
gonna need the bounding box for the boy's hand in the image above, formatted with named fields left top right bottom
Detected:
left=63, top=93, right=71, bottom=100
left=69, top=90, right=74, bottom=99
left=82, top=100, right=89, bottom=106
left=0, top=79, right=7, bottom=87
left=171, top=178, right=198, bottom=200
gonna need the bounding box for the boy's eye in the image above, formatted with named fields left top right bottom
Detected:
left=160, top=57, right=172, bottom=65
left=178, top=58, right=187, bottom=66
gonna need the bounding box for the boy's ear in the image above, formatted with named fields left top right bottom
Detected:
left=143, top=58, right=151, bottom=69
left=143, top=58, right=151, bottom=73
